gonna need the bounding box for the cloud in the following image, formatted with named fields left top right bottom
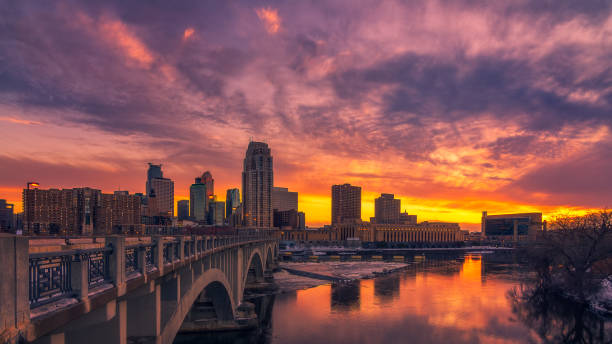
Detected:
left=256, top=7, right=281, bottom=34
left=0, top=117, right=42, bottom=125
left=183, top=27, right=195, bottom=40
left=0, top=0, right=610, bottom=225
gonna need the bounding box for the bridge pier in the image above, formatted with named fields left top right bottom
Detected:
left=0, top=235, right=29, bottom=344
left=126, top=282, right=161, bottom=343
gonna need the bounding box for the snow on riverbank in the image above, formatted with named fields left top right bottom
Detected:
left=273, top=261, right=410, bottom=292
left=591, top=278, right=612, bottom=315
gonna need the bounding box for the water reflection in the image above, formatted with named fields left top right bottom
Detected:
left=175, top=253, right=611, bottom=344
left=373, top=274, right=400, bottom=304
left=331, top=281, right=360, bottom=312
left=509, top=276, right=611, bottom=343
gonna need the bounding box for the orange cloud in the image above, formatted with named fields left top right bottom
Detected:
left=0, top=117, right=42, bottom=125
left=256, top=7, right=281, bottom=34
left=100, top=19, right=154, bottom=67
left=183, top=27, right=195, bottom=40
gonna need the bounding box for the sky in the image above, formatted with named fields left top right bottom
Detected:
left=1, top=1, right=611, bottom=230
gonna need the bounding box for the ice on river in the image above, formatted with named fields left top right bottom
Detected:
left=274, top=261, right=409, bottom=292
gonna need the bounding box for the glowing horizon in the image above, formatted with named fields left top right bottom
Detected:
left=0, top=1, right=610, bottom=230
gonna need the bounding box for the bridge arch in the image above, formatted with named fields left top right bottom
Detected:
left=265, top=246, right=274, bottom=271
left=244, top=249, right=265, bottom=285
left=161, top=268, right=236, bottom=344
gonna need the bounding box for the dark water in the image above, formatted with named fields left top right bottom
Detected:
left=176, top=253, right=611, bottom=344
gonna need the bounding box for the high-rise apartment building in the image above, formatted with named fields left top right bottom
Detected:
left=146, top=163, right=174, bottom=217
left=22, top=186, right=142, bottom=235
left=374, top=193, right=401, bottom=224
left=177, top=200, right=190, bottom=221
left=272, top=187, right=298, bottom=212
left=0, top=199, right=14, bottom=231
left=23, top=187, right=101, bottom=235
left=96, top=191, right=142, bottom=234
left=331, top=183, right=361, bottom=225
left=226, top=188, right=240, bottom=219
left=190, top=178, right=208, bottom=222
left=242, top=141, right=273, bottom=228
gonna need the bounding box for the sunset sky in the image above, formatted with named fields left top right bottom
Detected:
left=1, top=1, right=611, bottom=230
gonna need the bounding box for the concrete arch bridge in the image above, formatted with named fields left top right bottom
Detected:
left=0, top=233, right=279, bottom=344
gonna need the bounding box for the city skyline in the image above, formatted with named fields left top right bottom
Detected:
left=1, top=1, right=611, bottom=230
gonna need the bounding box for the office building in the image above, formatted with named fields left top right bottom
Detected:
left=331, top=183, right=361, bottom=225
left=226, top=188, right=240, bottom=219
left=190, top=178, right=208, bottom=222
left=146, top=163, right=174, bottom=217
left=177, top=200, right=189, bottom=221
left=242, top=141, right=273, bottom=228
left=374, top=193, right=401, bottom=224
left=274, top=209, right=298, bottom=228
left=298, top=211, right=306, bottom=229
left=201, top=171, right=214, bottom=199
left=208, top=200, right=225, bottom=226
left=228, top=203, right=243, bottom=227
left=0, top=199, right=14, bottom=231
left=272, top=187, right=298, bottom=212
left=399, top=211, right=417, bottom=224
left=481, top=212, right=543, bottom=241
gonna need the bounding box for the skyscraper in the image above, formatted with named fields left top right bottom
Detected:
left=177, top=200, right=189, bottom=221
left=272, top=187, right=298, bottom=212
left=201, top=171, right=214, bottom=198
left=226, top=188, right=240, bottom=218
left=331, top=183, right=361, bottom=225
left=190, top=178, right=208, bottom=222
left=374, top=193, right=401, bottom=224
left=146, top=163, right=163, bottom=196
left=242, top=141, right=273, bottom=228
left=146, top=163, right=174, bottom=217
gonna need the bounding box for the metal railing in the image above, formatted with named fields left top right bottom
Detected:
left=27, top=232, right=278, bottom=309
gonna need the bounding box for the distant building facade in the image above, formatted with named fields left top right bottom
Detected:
left=482, top=212, right=543, bottom=241
left=285, top=221, right=464, bottom=244
left=0, top=199, right=14, bottom=231
left=399, top=211, right=417, bottom=224
left=22, top=186, right=142, bottom=235
left=242, top=141, right=273, bottom=228
left=177, top=200, right=189, bottom=221
left=374, top=193, right=401, bottom=224
left=96, top=191, right=143, bottom=235
left=208, top=200, right=225, bottom=226
left=201, top=171, right=214, bottom=199
left=225, top=188, right=240, bottom=220
left=190, top=178, right=208, bottom=222
left=272, top=187, right=298, bottom=212
left=146, top=163, right=174, bottom=217
left=273, top=209, right=298, bottom=228
left=298, top=211, right=306, bottom=229
left=331, top=183, right=361, bottom=225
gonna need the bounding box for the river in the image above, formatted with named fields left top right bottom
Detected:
left=175, top=252, right=611, bottom=343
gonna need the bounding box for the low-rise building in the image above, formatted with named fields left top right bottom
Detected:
left=481, top=211, right=543, bottom=242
